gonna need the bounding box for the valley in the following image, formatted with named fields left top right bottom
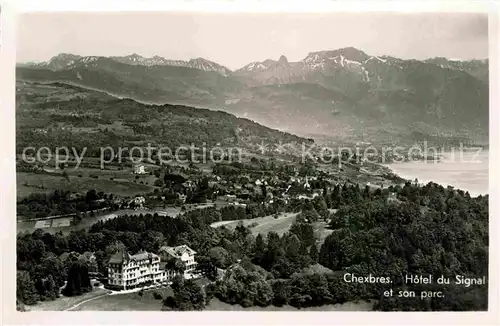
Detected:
left=17, top=47, right=489, bottom=145
left=15, top=42, right=489, bottom=313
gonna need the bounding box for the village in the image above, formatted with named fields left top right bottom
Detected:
left=16, top=146, right=404, bottom=232
left=16, top=147, right=410, bottom=312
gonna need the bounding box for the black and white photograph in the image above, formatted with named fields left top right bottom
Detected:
left=3, top=1, right=497, bottom=320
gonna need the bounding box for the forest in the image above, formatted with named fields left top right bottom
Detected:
left=17, top=189, right=113, bottom=220
left=16, top=82, right=313, bottom=158
left=16, top=181, right=488, bottom=311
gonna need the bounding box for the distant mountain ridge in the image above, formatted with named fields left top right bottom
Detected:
left=234, top=47, right=488, bottom=86
left=22, top=53, right=232, bottom=77
left=19, top=49, right=487, bottom=81
left=17, top=47, right=489, bottom=145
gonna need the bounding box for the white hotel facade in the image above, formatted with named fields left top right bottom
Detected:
left=107, top=245, right=196, bottom=290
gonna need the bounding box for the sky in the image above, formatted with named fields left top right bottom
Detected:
left=17, top=12, right=489, bottom=70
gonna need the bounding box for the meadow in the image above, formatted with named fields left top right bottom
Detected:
left=210, top=212, right=299, bottom=236
left=69, top=287, right=374, bottom=311
left=210, top=212, right=333, bottom=245
left=17, top=171, right=154, bottom=198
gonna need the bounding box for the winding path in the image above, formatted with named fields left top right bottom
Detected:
left=65, top=292, right=111, bottom=311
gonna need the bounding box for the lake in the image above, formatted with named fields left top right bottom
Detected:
left=387, top=150, right=488, bottom=197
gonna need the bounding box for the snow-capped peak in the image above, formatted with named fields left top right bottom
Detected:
left=239, top=59, right=277, bottom=72
left=365, top=56, right=387, bottom=64
left=109, top=54, right=232, bottom=76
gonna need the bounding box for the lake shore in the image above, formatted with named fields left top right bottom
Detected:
left=386, top=151, right=488, bottom=197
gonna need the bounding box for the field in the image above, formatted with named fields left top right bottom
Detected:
left=210, top=212, right=299, bottom=236
left=17, top=171, right=154, bottom=198
left=23, top=288, right=111, bottom=311
left=210, top=212, right=333, bottom=244
left=71, top=279, right=212, bottom=311
left=71, top=288, right=172, bottom=311
left=70, top=288, right=374, bottom=311
left=205, top=298, right=374, bottom=311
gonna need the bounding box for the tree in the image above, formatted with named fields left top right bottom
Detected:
left=78, top=252, right=98, bottom=273
left=252, top=234, right=266, bottom=263
left=62, top=260, right=92, bottom=297
left=209, top=264, right=273, bottom=307
left=196, top=255, right=218, bottom=281
left=208, top=246, right=231, bottom=269
left=200, top=177, right=209, bottom=190
left=105, top=241, right=126, bottom=256
left=363, top=185, right=371, bottom=199
left=271, top=279, right=291, bottom=306
left=85, top=189, right=97, bottom=204
left=261, top=184, right=268, bottom=198
left=313, top=197, right=329, bottom=220
left=166, top=257, right=186, bottom=274
left=16, top=271, right=39, bottom=305
left=290, top=222, right=315, bottom=247
left=140, top=231, right=164, bottom=253
left=62, top=170, right=70, bottom=182
left=163, top=276, right=206, bottom=311
left=309, top=244, right=319, bottom=264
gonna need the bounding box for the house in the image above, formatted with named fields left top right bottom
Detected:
left=80, top=251, right=96, bottom=262
left=296, top=192, right=319, bottom=200
left=107, top=250, right=168, bottom=290
left=134, top=165, right=146, bottom=174
left=229, top=202, right=247, bottom=207
left=222, top=194, right=237, bottom=202
left=80, top=251, right=98, bottom=272
left=68, top=192, right=81, bottom=200
left=133, top=196, right=146, bottom=207
left=304, top=176, right=311, bottom=190
left=113, top=198, right=124, bottom=206
left=182, top=180, right=195, bottom=189
left=158, top=245, right=197, bottom=278
left=387, top=192, right=398, bottom=204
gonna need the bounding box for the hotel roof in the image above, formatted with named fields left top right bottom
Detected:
left=159, top=245, right=196, bottom=258
left=108, top=250, right=158, bottom=264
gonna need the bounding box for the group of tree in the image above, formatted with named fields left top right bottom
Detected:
left=16, top=230, right=96, bottom=305
left=162, top=276, right=206, bottom=311
left=17, top=180, right=488, bottom=311
left=17, top=189, right=111, bottom=220
left=320, top=181, right=488, bottom=311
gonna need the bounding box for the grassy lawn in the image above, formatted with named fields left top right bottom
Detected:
left=205, top=298, right=375, bottom=311
left=297, top=263, right=334, bottom=275
left=71, top=289, right=374, bottom=312
left=210, top=212, right=299, bottom=236
left=71, top=288, right=170, bottom=311
left=312, top=221, right=334, bottom=246
left=17, top=171, right=154, bottom=198
left=210, top=213, right=333, bottom=244
left=23, top=288, right=111, bottom=311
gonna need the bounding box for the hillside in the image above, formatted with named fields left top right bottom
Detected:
left=232, top=48, right=488, bottom=143
left=17, top=56, right=243, bottom=106
left=17, top=48, right=489, bottom=145
left=16, top=81, right=312, bottom=158
left=423, top=57, right=489, bottom=84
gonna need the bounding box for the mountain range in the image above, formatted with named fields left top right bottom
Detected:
left=17, top=47, right=489, bottom=144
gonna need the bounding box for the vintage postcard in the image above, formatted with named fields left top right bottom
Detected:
left=1, top=0, right=499, bottom=325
